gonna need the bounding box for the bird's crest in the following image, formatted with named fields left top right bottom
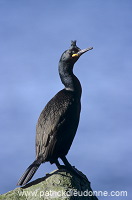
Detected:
left=71, top=40, right=77, bottom=48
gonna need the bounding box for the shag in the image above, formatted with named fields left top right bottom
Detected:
left=17, top=41, right=93, bottom=186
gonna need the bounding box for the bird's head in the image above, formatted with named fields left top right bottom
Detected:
left=60, top=40, right=93, bottom=65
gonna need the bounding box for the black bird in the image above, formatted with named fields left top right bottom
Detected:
left=17, top=41, right=93, bottom=186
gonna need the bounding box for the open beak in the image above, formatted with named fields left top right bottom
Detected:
left=72, top=47, right=93, bottom=57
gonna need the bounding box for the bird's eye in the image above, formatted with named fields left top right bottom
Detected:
left=69, top=50, right=75, bottom=57
left=72, top=51, right=75, bottom=54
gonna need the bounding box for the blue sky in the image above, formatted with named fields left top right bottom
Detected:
left=0, top=0, right=132, bottom=199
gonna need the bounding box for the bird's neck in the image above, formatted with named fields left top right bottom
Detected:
left=59, top=62, right=82, bottom=98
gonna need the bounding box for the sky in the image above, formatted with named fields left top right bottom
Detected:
left=0, top=0, right=132, bottom=199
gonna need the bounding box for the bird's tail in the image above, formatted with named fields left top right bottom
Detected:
left=17, top=159, right=42, bottom=186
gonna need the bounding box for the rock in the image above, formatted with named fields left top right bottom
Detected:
left=0, top=168, right=98, bottom=200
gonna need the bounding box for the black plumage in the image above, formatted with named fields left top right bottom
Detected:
left=17, top=41, right=93, bottom=186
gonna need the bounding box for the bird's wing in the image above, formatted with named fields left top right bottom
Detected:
left=36, top=89, right=76, bottom=159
